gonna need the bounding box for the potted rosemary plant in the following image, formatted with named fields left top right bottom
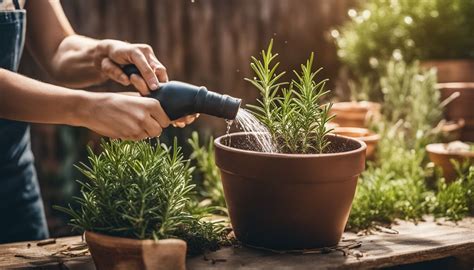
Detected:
left=213, top=41, right=366, bottom=249
left=56, top=140, right=226, bottom=270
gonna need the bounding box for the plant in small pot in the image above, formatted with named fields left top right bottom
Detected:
left=330, top=78, right=381, bottom=128
left=379, top=59, right=451, bottom=144
left=426, top=141, right=474, bottom=182
left=55, top=140, right=227, bottom=270
left=213, top=41, right=367, bottom=250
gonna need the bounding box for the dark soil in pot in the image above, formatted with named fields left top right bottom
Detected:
left=214, top=132, right=366, bottom=249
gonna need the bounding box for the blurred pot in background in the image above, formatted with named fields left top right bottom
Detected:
left=437, top=83, right=474, bottom=142
left=422, top=60, right=474, bottom=83
left=426, top=141, right=474, bottom=182
left=330, top=101, right=381, bottom=128
left=332, top=127, right=380, bottom=160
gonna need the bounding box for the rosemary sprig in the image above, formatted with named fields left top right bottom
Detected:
left=188, top=132, right=227, bottom=211
left=246, top=40, right=334, bottom=154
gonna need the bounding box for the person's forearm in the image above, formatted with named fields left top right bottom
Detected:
left=48, top=35, right=109, bottom=88
left=0, top=68, right=97, bottom=125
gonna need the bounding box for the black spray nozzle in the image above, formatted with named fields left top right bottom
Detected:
left=122, top=64, right=241, bottom=120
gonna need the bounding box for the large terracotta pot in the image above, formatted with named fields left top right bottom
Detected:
left=214, top=133, right=366, bottom=249
left=332, top=127, right=380, bottom=160
left=421, top=60, right=474, bottom=83
left=437, top=82, right=474, bottom=141
left=330, top=101, right=381, bottom=128
left=426, top=143, right=474, bottom=182
left=85, top=231, right=187, bottom=270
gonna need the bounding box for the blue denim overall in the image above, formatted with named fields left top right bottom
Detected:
left=0, top=0, right=49, bottom=243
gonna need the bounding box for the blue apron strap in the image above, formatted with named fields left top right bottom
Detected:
left=13, top=0, right=21, bottom=10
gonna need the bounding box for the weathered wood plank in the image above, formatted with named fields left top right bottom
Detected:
left=0, top=217, right=473, bottom=269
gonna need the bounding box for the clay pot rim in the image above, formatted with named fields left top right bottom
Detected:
left=331, top=127, right=380, bottom=142
left=437, top=82, right=474, bottom=89
left=214, top=132, right=367, bottom=158
left=426, top=143, right=474, bottom=157
left=330, top=101, right=381, bottom=111
left=85, top=231, right=185, bottom=247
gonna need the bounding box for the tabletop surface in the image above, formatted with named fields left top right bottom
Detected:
left=1, top=217, right=473, bottom=269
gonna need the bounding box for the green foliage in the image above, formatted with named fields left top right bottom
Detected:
left=188, top=132, right=226, bottom=211
left=380, top=60, right=442, bottom=142
left=347, top=132, right=432, bottom=230
left=334, top=0, right=474, bottom=78
left=346, top=59, right=468, bottom=231
left=348, top=77, right=379, bottom=102
left=246, top=40, right=334, bottom=154
left=55, top=139, right=227, bottom=254
left=431, top=161, right=474, bottom=221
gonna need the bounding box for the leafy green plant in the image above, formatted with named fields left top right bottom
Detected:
left=431, top=161, right=474, bottom=221
left=347, top=131, right=432, bottom=230
left=55, top=139, right=227, bottom=255
left=348, top=77, right=379, bottom=102
left=333, top=0, right=474, bottom=79
left=246, top=40, right=334, bottom=154
left=188, top=132, right=226, bottom=211
left=380, top=60, right=442, bottom=142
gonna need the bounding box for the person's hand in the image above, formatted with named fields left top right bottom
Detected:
left=82, top=92, right=170, bottom=140
left=172, top=113, right=200, bottom=128
left=93, top=40, right=199, bottom=129
left=94, top=39, right=168, bottom=96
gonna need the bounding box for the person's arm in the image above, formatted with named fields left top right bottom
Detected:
left=0, top=69, right=170, bottom=140
left=24, top=0, right=167, bottom=96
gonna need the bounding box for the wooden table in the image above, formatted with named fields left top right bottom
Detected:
left=1, top=217, right=473, bottom=269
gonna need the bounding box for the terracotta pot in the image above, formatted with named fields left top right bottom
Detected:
left=437, top=82, right=474, bottom=141
left=214, top=133, right=366, bottom=249
left=85, top=231, right=186, bottom=270
left=332, top=127, right=380, bottom=160
left=426, top=143, right=474, bottom=182
left=421, top=59, right=474, bottom=83
left=330, top=101, right=381, bottom=128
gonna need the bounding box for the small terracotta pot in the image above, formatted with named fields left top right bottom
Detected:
left=330, top=101, right=381, bottom=128
left=437, top=82, right=474, bottom=141
left=421, top=59, right=474, bottom=83
left=426, top=143, right=474, bottom=182
left=332, top=127, right=380, bottom=160
left=85, top=231, right=187, bottom=270
left=214, top=133, right=366, bottom=249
